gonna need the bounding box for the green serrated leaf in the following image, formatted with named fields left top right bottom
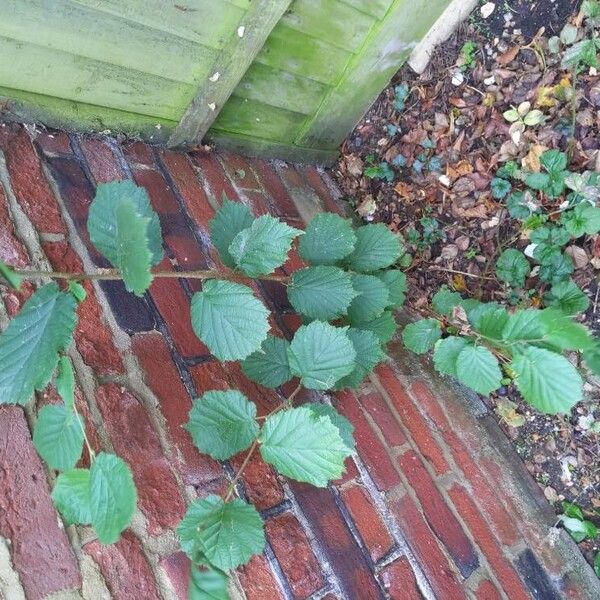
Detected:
left=299, top=213, right=356, bottom=265
left=228, top=215, right=302, bottom=277
left=496, top=249, right=531, bottom=288
left=178, top=495, right=265, bottom=570
left=186, top=391, right=259, bottom=460
left=305, top=403, right=355, bottom=451
left=562, top=203, right=600, bottom=238
left=583, top=341, right=600, bottom=376
left=88, top=180, right=163, bottom=295
left=90, top=453, right=137, bottom=544
left=354, top=311, right=397, bottom=344
left=209, top=199, right=254, bottom=268
left=189, top=567, right=229, bottom=600
left=34, top=405, right=84, bottom=471
left=377, top=270, right=406, bottom=308
left=0, top=283, right=77, bottom=405
left=511, top=347, right=582, bottom=414
left=287, top=322, right=356, bottom=390
left=470, top=304, right=509, bottom=339
left=562, top=38, right=599, bottom=68
left=56, top=355, right=75, bottom=412
left=433, top=336, right=467, bottom=377
left=52, top=468, right=91, bottom=525
left=455, top=345, right=502, bottom=396
left=544, top=280, right=590, bottom=315
left=191, top=280, right=270, bottom=361
left=432, top=286, right=462, bottom=316
left=241, top=336, right=292, bottom=389
left=287, top=266, right=356, bottom=321
left=0, top=260, right=21, bottom=290
left=260, top=406, right=351, bottom=486
left=345, top=224, right=403, bottom=273
left=402, top=319, right=441, bottom=354
left=539, top=309, right=593, bottom=351
left=347, top=274, right=390, bottom=323
left=502, top=309, right=545, bottom=342
left=334, top=328, right=385, bottom=390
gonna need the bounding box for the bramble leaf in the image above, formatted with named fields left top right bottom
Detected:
left=334, top=328, right=385, bottom=389
left=241, top=336, right=292, bottom=389
left=186, top=391, right=259, bottom=460
left=432, top=286, right=462, bottom=316
left=305, top=403, right=355, bottom=451
left=345, top=224, right=403, bottom=273
left=354, top=311, right=397, bottom=344
left=377, top=270, right=407, bottom=308
left=455, top=345, right=502, bottom=396
left=0, top=283, right=77, bottom=405
left=260, top=406, right=351, bottom=486
left=544, top=280, right=590, bottom=315
left=433, top=336, right=467, bottom=377
left=178, top=495, right=265, bottom=570
left=287, top=266, right=356, bottom=321
left=191, top=280, right=270, bottom=361
left=52, top=469, right=91, bottom=525
left=347, top=274, right=389, bottom=323
left=209, top=199, right=254, bottom=269
left=502, top=309, right=545, bottom=342
left=229, top=215, right=302, bottom=277
left=402, top=319, right=441, bottom=354
left=299, top=213, right=356, bottom=265
left=539, top=309, right=593, bottom=351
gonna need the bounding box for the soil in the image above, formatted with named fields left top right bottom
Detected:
left=333, top=0, right=600, bottom=567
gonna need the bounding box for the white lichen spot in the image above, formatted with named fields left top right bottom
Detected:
left=237, top=25, right=245, bottom=38
left=208, top=102, right=216, bottom=111
left=209, top=72, right=220, bottom=82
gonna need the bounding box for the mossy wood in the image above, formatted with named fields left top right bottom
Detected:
left=0, top=0, right=451, bottom=163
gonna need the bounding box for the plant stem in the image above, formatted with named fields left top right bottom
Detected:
left=428, top=266, right=495, bottom=281
left=14, top=268, right=289, bottom=284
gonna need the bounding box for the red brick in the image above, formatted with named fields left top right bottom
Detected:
left=448, top=485, right=530, bottom=600
left=159, top=150, right=215, bottom=231
left=42, top=241, right=124, bottom=376
left=34, top=131, right=72, bottom=155
left=282, top=245, right=307, bottom=275
left=335, top=390, right=401, bottom=491
left=224, top=362, right=283, bottom=417
left=84, top=531, right=161, bottom=600
left=281, top=312, right=303, bottom=335
left=3, top=280, right=34, bottom=316
left=79, top=137, right=125, bottom=184
left=241, top=189, right=272, bottom=215
left=230, top=450, right=284, bottom=511
left=358, top=389, right=406, bottom=447
left=300, top=165, right=344, bottom=215
left=148, top=259, right=208, bottom=356
left=476, top=579, right=503, bottom=600
left=190, top=151, right=237, bottom=201
left=265, top=512, right=324, bottom=599
left=122, top=140, right=154, bottom=167
left=340, top=485, right=394, bottom=561
left=379, top=557, right=423, bottom=600
left=252, top=158, right=300, bottom=218
left=333, top=455, right=359, bottom=486
left=189, top=359, right=231, bottom=393
left=398, top=450, right=478, bottom=577
left=160, top=551, right=190, bottom=600
left=133, top=333, right=225, bottom=491
left=409, top=379, right=452, bottom=432
left=219, top=152, right=262, bottom=190
left=375, top=365, right=450, bottom=475
left=95, top=384, right=186, bottom=534
left=237, top=554, right=284, bottom=600
left=1, top=126, right=66, bottom=233
left=0, top=406, right=80, bottom=599
left=390, top=495, right=467, bottom=600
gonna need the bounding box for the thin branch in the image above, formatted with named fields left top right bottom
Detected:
left=428, top=265, right=495, bottom=281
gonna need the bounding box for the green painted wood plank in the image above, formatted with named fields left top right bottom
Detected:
left=0, top=85, right=175, bottom=142
left=339, top=0, right=394, bottom=19
left=205, top=130, right=338, bottom=165
left=235, top=63, right=328, bottom=116
left=168, top=0, right=292, bottom=147
left=72, top=0, right=246, bottom=48
left=0, top=36, right=194, bottom=120
left=254, top=25, right=351, bottom=86
left=0, top=0, right=217, bottom=85
left=211, top=95, right=306, bottom=143
left=297, top=0, right=451, bottom=149
left=280, top=0, right=376, bottom=53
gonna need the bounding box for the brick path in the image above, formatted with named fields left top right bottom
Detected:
left=0, top=122, right=598, bottom=600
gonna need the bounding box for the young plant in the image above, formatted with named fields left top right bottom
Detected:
left=0, top=180, right=407, bottom=597
left=503, top=102, right=546, bottom=145
left=559, top=501, right=599, bottom=542
left=458, top=40, right=478, bottom=71
left=363, top=154, right=395, bottom=182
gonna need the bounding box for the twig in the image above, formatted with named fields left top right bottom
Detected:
left=428, top=265, right=495, bottom=281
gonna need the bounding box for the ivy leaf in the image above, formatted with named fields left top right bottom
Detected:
left=56, top=355, right=75, bottom=412
left=347, top=274, right=389, bottom=323
left=88, top=180, right=163, bottom=295
left=287, top=266, right=356, bottom=321
left=305, top=403, right=355, bottom=451
left=90, top=453, right=137, bottom=544
left=539, top=309, right=593, bottom=351
left=0, top=260, right=21, bottom=290
left=433, top=336, right=468, bottom=377
left=189, top=567, right=229, bottom=600
left=287, top=322, right=356, bottom=390
left=354, top=311, right=397, bottom=344
left=185, top=391, right=259, bottom=460
left=259, top=406, right=351, bottom=486
left=178, top=495, right=265, bottom=571
left=345, top=223, right=403, bottom=273
left=0, top=283, right=77, bottom=405
left=298, top=213, right=356, bottom=265
left=33, top=405, right=84, bottom=471
left=191, top=280, right=270, bottom=361
left=496, top=249, right=530, bottom=288
left=402, top=319, right=441, bottom=354
left=334, top=328, right=385, bottom=390
left=52, top=469, right=92, bottom=525
left=511, top=347, right=582, bottom=414
left=432, top=286, right=462, bottom=316
left=377, top=270, right=407, bottom=308
left=241, top=336, right=292, bottom=389
left=455, top=345, right=502, bottom=396
left=544, top=280, right=589, bottom=315
left=209, top=198, right=254, bottom=269
left=228, top=215, right=302, bottom=277
left=562, top=203, right=600, bottom=238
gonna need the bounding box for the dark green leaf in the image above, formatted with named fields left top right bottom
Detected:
left=545, top=280, right=590, bottom=315
left=52, top=469, right=91, bottom=525
left=377, top=270, right=407, bottom=308
left=345, top=224, right=403, bottom=273
left=402, top=319, right=441, bottom=354
left=562, top=38, right=599, bottom=68
left=541, top=150, right=568, bottom=174
left=502, top=309, right=545, bottom=342
left=305, top=403, right=355, bottom=451
left=583, top=341, right=600, bottom=376
left=539, top=309, right=593, bottom=351
left=56, top=355, right=75, bottom=412
left=525, top=172, right=551, bottom=191
left=491, top=177, right=511, bottom=199
left=456, top=345, right=502, bottom=395
left=354, top=311, right=397, bottom=344
left=334, top=328, right=385, bottom=389
left=562, top=203, right=600, bottom=237
left=299, top=213, right=356, bottom=265
left=432, top=286, right=462, bottom=317
left=347, top=274, right=389, bottom=323
left=241, top=336, right=292, bottom=388
left=189, top=567, right=229, bottom=600
left=470, top=304, right=509, bottom=339
left=209, top=199, right=254, bottom=269
left=433, top=336, right=467, bottom=377
left=496, top=249, right=531, bottom=288
left=538, top=253, right=574, bottom=285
